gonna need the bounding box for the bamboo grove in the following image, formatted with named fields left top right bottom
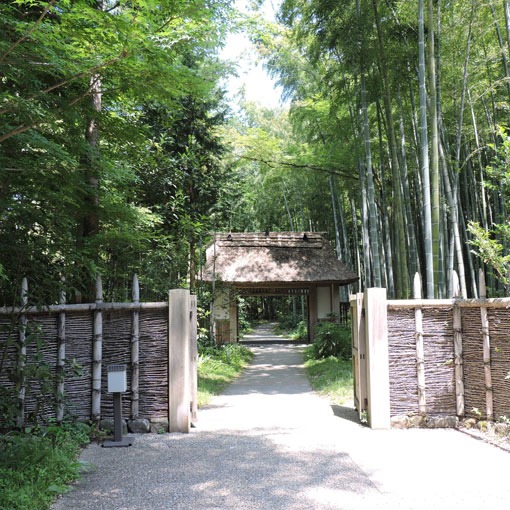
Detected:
left=232, top=0, right=510, bottom=299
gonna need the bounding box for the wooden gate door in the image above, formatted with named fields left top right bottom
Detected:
left=351, top=293, right=367, bottom=420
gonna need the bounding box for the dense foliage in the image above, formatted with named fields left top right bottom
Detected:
left=0, top=0, right=234, bottom=304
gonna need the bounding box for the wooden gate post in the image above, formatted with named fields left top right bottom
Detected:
left=189, top=295, right=198, bottom=425
left=168, top=289, right=191, bottom=433
left=364, top=287, right=390, bottom=429
left=351, top=293, right=367, bottom=420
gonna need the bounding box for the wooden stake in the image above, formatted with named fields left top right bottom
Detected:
left=131, top=274, right=140, bottom=419
left=56, top=279, right=66, bottom=423
left=414, top=273, right=427, bottom=415
left=91, top=274, right=103, bottom=421
left=17, top=277, right=28, bottom=428
left=479, top=270, right=493, bottom=420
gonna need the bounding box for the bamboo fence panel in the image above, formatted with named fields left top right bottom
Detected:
left=461, top=308, right=486, bottom=418
left=100, top=310, right=132, bottom=419
left=138, top=309, right=169, bottom=419
left=64, top=312, right=93, bottom=420
left=422, top=308, right=456, bottom=415
left=488, top=308, right=510, bottom=418
left=387, top=309, right=419, bottom=415
left=23, top=316, right=58, bottom=422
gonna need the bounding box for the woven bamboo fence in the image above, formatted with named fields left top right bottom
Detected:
left=353, top=271, right=510, bottom=425
left=385, top=271, right=510, bottom=421
left=0, top=276, right=196, bottom=430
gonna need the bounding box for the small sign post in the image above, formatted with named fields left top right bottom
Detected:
left=103, top=364, right=133, bottom=448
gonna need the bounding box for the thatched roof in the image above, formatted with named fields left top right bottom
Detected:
left=202, top=232, right=358, bottom=287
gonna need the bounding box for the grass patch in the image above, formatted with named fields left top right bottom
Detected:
left=303, top=345, right=353, bottom=405
left=0, top=422, right=91, bottom=510
left=198, top=344, right=254, bottom=407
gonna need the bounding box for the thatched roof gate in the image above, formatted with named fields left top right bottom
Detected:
left=202, top=232, right=358, bottom=342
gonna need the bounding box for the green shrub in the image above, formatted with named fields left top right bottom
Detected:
left=291, top=320, right=308, bottom=340
left=311, top=322, right=351, bottom=360
left=0, top=421, right=91, bottom=510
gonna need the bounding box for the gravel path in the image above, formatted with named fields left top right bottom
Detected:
left=53, top=340, right=510, bottom=510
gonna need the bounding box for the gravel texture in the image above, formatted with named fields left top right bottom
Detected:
left=53, top=340, right=510, bottom=510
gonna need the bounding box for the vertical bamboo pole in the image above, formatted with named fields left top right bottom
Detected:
left=131, top=274, right=140, bottom=419
left=414, top=273, right=427, bottom=415
left=91, top=274, right=103, bottom=421
left=189, top=294, right=198, bottom=425
left=56, top=279, right=66, bottom=423
left=17, top=277, right=28, bottom=428
left=452, top=270, right=465, bottom=417
left=479, top=270, right=493, bottom=420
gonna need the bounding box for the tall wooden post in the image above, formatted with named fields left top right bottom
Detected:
left=131, top=274, right=140, bottom=419
left=91, top=274, right=103, bottom=421
left=189, top=295, right=198, bottom=425
left=364, top=288, right=390, bottom=429
left=168, top=289, right=191, bottom=433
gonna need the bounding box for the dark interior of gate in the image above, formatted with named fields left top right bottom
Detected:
left=200, top=232, right=358, bottom=344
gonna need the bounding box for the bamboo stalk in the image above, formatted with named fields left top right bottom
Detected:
left=388, top=297, right=510, bottom=309
left=16, top=277, right=28, bottom=429
left=91, top=275, right=103, bottom=421
left=479, top=270, right=493, bottom=420
left=56, top=280, right=66, bottom=423
left=414, top=273, right=427, bottom=414
left=0, top=301, right=168, bottom=316
left=131, top=274, right=139, bottom=419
